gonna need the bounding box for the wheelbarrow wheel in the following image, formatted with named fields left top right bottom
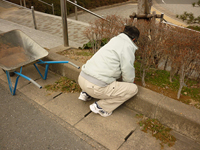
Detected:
left=2, top=69, right=15, bottom=77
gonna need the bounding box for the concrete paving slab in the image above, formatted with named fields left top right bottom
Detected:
left=19, top=70, right=61, bottom=105
left=119, top=127, right=200, bottom=150
left=75, top=106, right=138, bottom=150
left=43, top=93, right=94, bottom=126
left=119, top=127, right=161, bottom=150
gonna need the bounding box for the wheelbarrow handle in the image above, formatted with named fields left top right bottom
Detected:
left=30, top=79, right=42, bottom=89
left=14, top=71, right=42, bottom=89
left=35, top=60, right=80, bottom=80
left=37, top=60, right=80, bottom=69
left=68, top=62, right=80, bottom=69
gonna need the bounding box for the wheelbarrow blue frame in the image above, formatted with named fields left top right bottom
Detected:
left=0, top=29, right=80, bottom=96
left=6, top=59, right=80, bottom=95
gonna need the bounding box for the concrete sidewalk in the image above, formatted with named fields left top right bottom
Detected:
left=0, top=0, right=90, bottom=48
left=0, top=0, right=200, bottom=149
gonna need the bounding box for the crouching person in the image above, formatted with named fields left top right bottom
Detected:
left=78, top=25, right=140, bottom=117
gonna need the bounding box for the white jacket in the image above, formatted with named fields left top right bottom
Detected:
left=81, top=33, right=138, bottom=84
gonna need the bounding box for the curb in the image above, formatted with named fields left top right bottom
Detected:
left=45, top=45, right=200, bottom=143
left=125, top=86, right=200, bottom=142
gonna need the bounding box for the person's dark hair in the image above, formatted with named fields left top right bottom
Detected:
left=123, top=25, right=140, bottom=41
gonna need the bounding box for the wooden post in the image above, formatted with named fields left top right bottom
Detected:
left=137, top=0, right=152, bottom=15
left=160, top=13, right=164, bottom=22
left=130, top=0, right=163, bottom=22
left=152, top=11, right=156, bottom=22
left=137, top=0, right=152, bottom=22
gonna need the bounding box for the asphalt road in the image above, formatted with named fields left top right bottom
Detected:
left=0, top=82, right=95, bottom=150
left=154, top=0, right=200, bottom=17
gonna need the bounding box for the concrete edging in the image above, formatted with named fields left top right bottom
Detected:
left=125, top=86, right=200, bottom=142
left=45, top=45, right=200, bottom=143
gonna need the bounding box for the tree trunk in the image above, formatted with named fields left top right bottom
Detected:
left=142, top=69, right=146, bottom=87
left=177, top=64, right=185, bottom=99
left=137, top=0, right=152, bottom=15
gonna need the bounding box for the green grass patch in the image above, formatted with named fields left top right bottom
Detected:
left=145, top=69, right=179, bottom=89
left=134, top=61, right=200, bottom=108
left=45, top=77, right=82, bottom=93
left=145, top=69, right=200, bottom=103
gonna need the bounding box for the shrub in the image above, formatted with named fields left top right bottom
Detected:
left=132, top=20, right=167, bottom=86
left=177, top=2, right=200, bottom=25
left=164, top=26, right=200, bottom=99
left=83, top=15, right=130, bottom=53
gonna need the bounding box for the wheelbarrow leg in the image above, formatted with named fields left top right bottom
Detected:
left=6, top=68, right=21, bottom=95
left=6, top=67, right=42, bottom=95
left=34, top=63, right=49, bottom=80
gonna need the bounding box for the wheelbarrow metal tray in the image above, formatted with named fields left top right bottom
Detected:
left=0, top=30, right=48, bottom=71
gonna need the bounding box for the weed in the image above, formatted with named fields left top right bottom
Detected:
left=136, top=115, right=177, bottom=148
left=135, top=114, right=144, bottom=119
left=45, top=77, right=82, bottom=93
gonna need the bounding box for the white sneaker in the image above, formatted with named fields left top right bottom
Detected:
left=78, top=92, right=92, bottom=101
left=90, top=102, right=112, bottom=117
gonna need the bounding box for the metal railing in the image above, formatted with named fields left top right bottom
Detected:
left=2, top=0, right=27, bottom=9
left=66, top=0, right=108, bottom=21
left=38, top=0, right=54, bottom=15
left=61, top=0, right=109, bottom=46
left=2, top=0, right=108, bottom=47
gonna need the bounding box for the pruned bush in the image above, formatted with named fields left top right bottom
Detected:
left=83, top=15, right=200, bottom=99
left=83, top=15, right=131, bottom=53
left=164, top=26, right=200, bottom=99
left=132, top=20, right=167, bottom=86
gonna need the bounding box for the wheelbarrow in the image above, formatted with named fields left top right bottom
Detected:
left=0, top=30, right=80, bottom=95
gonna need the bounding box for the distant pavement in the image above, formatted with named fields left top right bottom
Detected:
left=152, top=0, right=200, bottom=26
